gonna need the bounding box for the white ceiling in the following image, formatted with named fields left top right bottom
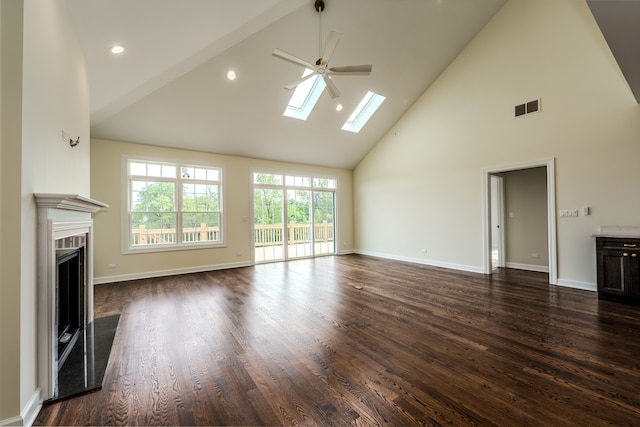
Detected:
left=66, top=0, right=508, bottom=169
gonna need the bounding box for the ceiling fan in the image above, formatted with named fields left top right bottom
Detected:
left=272, top=0, right=373, bottom=99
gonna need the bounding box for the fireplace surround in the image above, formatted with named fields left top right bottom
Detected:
left=35, top=194, right=108, bottom=401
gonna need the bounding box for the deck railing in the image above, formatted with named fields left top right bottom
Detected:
left=132, top=224, right=220, bottom=245
left=131, top=221, right=333, bottom=246
left=255, top=221, right=334, bottom=247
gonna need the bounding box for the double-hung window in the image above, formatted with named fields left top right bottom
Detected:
left=125, top=158, right=224, bottom=253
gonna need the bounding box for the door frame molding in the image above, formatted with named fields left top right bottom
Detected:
left=490, top=174, right=506, bottom=269
left=482, top=158, right=557, bottom=284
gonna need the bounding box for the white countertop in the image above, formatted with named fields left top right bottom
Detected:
left=594, top=226, right=640, bottom=238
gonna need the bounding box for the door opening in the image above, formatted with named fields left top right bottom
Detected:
left=252, top=172, right=336, bottom=264
left=483, top=159, right=557, bottom=284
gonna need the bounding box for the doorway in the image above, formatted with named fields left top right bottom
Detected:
left=252, top=172, right=336, bottom=263
left=482, top=159, right=557, bottom=284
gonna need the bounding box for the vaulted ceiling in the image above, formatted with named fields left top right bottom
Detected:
left=66, top=0, right=511, bottom=169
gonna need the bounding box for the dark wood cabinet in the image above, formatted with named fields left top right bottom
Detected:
left=596, top=236, right=640, bottom=302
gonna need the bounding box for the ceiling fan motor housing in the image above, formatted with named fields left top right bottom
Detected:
left=272, top=0, right=372, bottom=99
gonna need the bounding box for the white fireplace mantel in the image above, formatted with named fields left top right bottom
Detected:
left=34, top=193, right=108, bottom=213
left=35, top=193, right=108, bottom=401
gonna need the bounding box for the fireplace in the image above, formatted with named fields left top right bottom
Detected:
left=35, top=194, right=108, bottom=401
left=56, top=239, right=86, bottom=369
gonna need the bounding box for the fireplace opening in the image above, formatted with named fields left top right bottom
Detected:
left=56, top=246, right=85, bottom=369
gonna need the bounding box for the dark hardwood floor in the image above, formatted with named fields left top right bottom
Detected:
left=35, top=254, right=640, bottom=426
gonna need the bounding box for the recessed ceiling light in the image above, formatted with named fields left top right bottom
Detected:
left=336, top=104, right=343, bottom=111
left=226, top=70, right=236, bottom=81
left=109, top=45, right=125, bottom=54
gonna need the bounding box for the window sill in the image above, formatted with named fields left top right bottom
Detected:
left=123, top=241, right=227, bottom=255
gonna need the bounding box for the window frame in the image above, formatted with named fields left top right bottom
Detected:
left=122, top=156, right=226, bottom=254
left=251, top=169, right=339, bottom=262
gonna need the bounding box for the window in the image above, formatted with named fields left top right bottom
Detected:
left=341, top=91, right=386, bottom=133
left=283, top=69, right=326, bottom=121
left=125, top=159, right=224, bottom=252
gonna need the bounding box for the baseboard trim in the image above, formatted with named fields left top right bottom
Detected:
left=505, top=262, right=550, bottom=273
left=556, top=279, right=597, bottom=292
left=354, top=251, right=598, bottom=292
left=339, top=249, right=356, bottom=255
left=94, top=261, right=253, bottom=284
left=0, top=416, right=23, bottom=427
left=94, top=253, right=598, bottom=293
left=0, top=389, right=41, bottom=427
left=355, top=250, right=485, bottom=274
left=21, top=389, right=41, bottom=427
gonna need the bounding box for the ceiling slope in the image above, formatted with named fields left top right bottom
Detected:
left=67, top=0, right=507, bottom=169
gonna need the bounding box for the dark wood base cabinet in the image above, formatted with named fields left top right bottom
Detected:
left=596, top=236, right=640, bottom=303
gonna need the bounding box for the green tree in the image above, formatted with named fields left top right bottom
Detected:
left=287, top=190, right=310, bottom=223
left=254, top=189, right=283, bottom=225
left=253, top=174, right=284, bottom=226
left=313, top=191, right=334, bottom=223
left=183, top=184, right=220, bottom=228
left=131, top=181, right=175, bottom=229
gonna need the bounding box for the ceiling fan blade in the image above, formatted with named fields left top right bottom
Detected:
left=323, top=75, right=340, bottom=99
left=284, top=71, right=317, bottom=90
left=320, top=29, right=341, bottom=65
left=328, top=64, right=372, bottom=75
left=272, top=48, right=315, bottom=69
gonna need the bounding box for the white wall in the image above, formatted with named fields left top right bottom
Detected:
left=91, top=138, right=354, bottom=283
left=0, top=0, right=91, bottom=424
left=354, top=0, right=640, bottom=289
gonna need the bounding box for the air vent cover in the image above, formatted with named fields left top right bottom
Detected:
left=515, top=98, right=541, bottom=118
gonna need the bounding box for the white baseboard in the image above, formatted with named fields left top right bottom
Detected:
left=21, top=390, right=41, bottom=427
left=339, top=249, right=356, bottom=255
left=0, top=389, right=41, bottom=427
left=0, top=416, right=23, bottom=427
left=94, top=253, right=599, bottom=294
left=355, top=250, right=484, bottom=274
left=505, top=262, right=550, bottom=273
left=94, top=261, right=253, bottom=284
left=354, top=251, right=598, bottom=292
left=556, top=279, right=597, bottom=292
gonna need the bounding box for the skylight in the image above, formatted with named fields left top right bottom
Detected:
left=341, top=91, right=385, bottom=133
left=283, top=69, right=326, bottom=121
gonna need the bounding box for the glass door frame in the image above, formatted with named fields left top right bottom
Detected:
left=251, top=170, right=337, bottom=264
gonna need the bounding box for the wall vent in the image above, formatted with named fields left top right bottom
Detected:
left=514, top=98, right=541, bottom=117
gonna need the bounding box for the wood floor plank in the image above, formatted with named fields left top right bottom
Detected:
left=34, top=254, right=640, bottom=426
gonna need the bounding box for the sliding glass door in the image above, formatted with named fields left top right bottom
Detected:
left=254, top=186, right=284, bottom=262
left=313, top=190, right=335, bottom=255
left=252, top=172, right=336, bottom=263
left=287, top=189, right=312, bottom=259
